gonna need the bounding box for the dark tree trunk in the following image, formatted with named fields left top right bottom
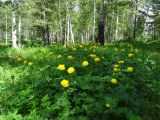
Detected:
left=41, top=0, right=47, bottom=46
left=97, top=0, right=107, bottom=46
left=46, top=24, right=50, bottom=44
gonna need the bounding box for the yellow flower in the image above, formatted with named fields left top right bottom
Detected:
left=127, top=67, right=134, bottom=73
left=67, top=67, right=75, bottom=74
left=93, top=50, right=96, bottom=52
left=115, top=48, right=118, bottom=51
left=93, top=46, right=97, bottom=49
left=49, top=52, right=53, bottom=55
left=128, top=53, right=134, bottom=58
left=135, top=49, right=139, bottom=53
left=57, top=64, right=65, bottom=71
left=24, top=60, right=27, bottom=64
left=113, top=67, right=118, bottom=72
left=111, top=78, right=118, bottom=84
left=89, top=54, right=96, bottom=58
left=79, top=45, right=83, bottom=48
left=114, top=64, right=119, bottom=68
left=94, top=57, right=101, bottom=62
left=17, top=57, right=22, bottom=61
left=121, top=49, right=125, bottom=51
left=82, top=61, right=89, bottom=67
left=72, top=48, right=77, bottom=51
left=61, top=79, right=69, bottom=88
left=106, top=103, right=111, bottom=108
left=67, top=55, right=73, bottom=60
left=118, top=61, right=124, bottom=64
left=57, top=55, right=62, bottom=58
left=28, top=62, right=33, bottom=66
left=63, top=46, right=66, bottom=49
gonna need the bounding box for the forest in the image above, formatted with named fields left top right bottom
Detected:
left=0, top=0, right=160, bottom=120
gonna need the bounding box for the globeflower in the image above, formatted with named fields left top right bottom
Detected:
left=57, top=64, right=65, bottom=71
left=17, top=57, right=22, bottom=61
left=67, top=67, right=75, bottom=74
left=128, top=53, right=134, bottom=58
left=57, top=55, right=62, bottom=58
left=89, top=54, right=96, bottom=58
left=49, top=52, right=53, bottom=55
left=94, top=57, right=101, bottom=62
left=28, top=62, right=33, bottom=66
left=93, top=50, right=96, bottom=52
left=118, top=61, right=124, bottom=64
left=72, top=48, right=77, bottom=51
left=61, top=79, right=69, bottom=88
left=82, top=61, right=89, bottom=67
left=106, top=103, right=111, bottom=108
left=67, top=55, right=73, bottom=60
left=79, top=45, right=83, bottom=48
left=93, top=46, right=97, bottom=49
left=24, top=60, right=27, bottom=64
left=127, top=67, right=134, bottom=73
left=113, top=67, right=118, bottom=72
left=114, top=64, right=119, bottom=68
left=135, top=49, right=139, bottom=53
left=111, top=78, right=118, bottom=84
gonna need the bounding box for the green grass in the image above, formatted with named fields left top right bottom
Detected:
left=0, top=42, right=160, bottom=120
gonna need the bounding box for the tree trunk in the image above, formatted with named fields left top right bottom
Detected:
left=92, top=1, right=96, bottom=42
left=18, top=16, right=21, bottom=45
left=97, top=0, right=107, bottom=45
left=115, top=15, right=119, bottom=41
left=5, top=11, right=8, bottom=45
left=11, top=0, right=18, bottom=49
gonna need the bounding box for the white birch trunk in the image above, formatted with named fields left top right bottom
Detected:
left=115, top=15, right=119, bottom=41
left=92, top=1, right=96, bottom=42
left=81, top=34, right=84, bottom=43
left=18, top=16, right=21, bottom=45
left=11, top=0, right=18, bottom=48
left=70, top=20, right=75, bottom=44
left=66, top=0, right=70, bottom=46
left=5, top=12, right=8, bottom=45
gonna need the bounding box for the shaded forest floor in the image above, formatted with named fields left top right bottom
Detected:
left=0, top=41, right=160, bottom=120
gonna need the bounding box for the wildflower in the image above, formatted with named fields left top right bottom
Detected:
left=127, top=67, right=134, bottom=73
left=57, top=64, right=65, bottom=71
left=63, top=46, right=66, bottom=49
left=67, top=67, right=75, bottom=74
left=89, top=54, right=96, bottom=58
left=94, top=57, right=101, bottom=62
left=118, top=61, right=124, bottom=64
left=128, top=53, right=134, bottom=58
left=61, top=79, right=69, bottom=88
left=114, top=64, right=119, bottom=68
left=28, top=62, right=33, bottom=66
left=72, top=48, right=77, bottom=51
left=115, top=48, right=118, bottom=51
left=82, top=61, right=89, bottom=67
left=111, top=78, right=118, bottom=84
left=49, top=52, right=53, bottom=55
left=17, top=57, right=22, bottom=61
left=135, top=49, right=139, bottom=53
left=106, top=103, right=111, bottom=108
left=93, top=46, right=97, bottom=49
left=24, top=60, right=27, bottom=64
left=57, top=55, right=62, bottom=58
left=67, top=55, right=73, bottom=60
left=113, top=67, right=118, bottom=72
left=121, top=49, right=125, bottom=51
left=93, top=50, right=96, bottom=52
left=79, top=45, right=83, bottom=48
